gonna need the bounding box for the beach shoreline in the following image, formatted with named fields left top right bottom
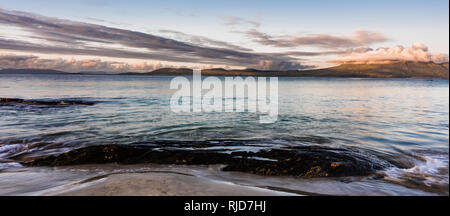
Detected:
left=0, top=164, right=300, bottom=196
left=0, top=163, right=444, bottom=196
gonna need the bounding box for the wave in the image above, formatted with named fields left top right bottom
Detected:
left=381, top=152, right=449, bottom=194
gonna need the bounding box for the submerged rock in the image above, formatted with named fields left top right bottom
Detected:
left=0, top=98, right=25, bottom=103
left=0, top=98, right=95, bottom=106
left=21, top=144, right=389, bottom=178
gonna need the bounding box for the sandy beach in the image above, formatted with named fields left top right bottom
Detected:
left=1, top=162, right=443, bottom=196
left=58, top=172, right=297, bottom=196
left=0, top=164, right=298, bottom=196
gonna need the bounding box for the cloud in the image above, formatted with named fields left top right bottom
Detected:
left=158, top=29, right=253, bottom=52
left=0, top=53, right=167, bottom=72
left=256, top=59, right=314, bottom=71
left=331, top=42, right=449, bottom=64
left=244, top=29, right=390, bottom=48
left=0, top=53, right=314, bottom=72
left=222, top=16, right=261, bottom=28
left=0, top=8, right=309, bottom=70
left=271, top=50, right=346, bottom=57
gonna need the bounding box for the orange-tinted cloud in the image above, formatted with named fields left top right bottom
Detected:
left=331, top=43, right=449, bottom=64
left=0, top=54, right=166, bottom=72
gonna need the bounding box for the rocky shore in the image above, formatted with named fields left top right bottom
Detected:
left=20, top=142, right=401, bottom=178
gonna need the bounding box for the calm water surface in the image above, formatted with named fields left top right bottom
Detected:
left=0, top=74, right=448, bottom=195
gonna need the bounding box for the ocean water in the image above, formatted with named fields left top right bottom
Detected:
left=0, top=74, right=448, bottom=195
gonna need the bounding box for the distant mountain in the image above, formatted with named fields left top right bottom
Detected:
left=149, top=68, right=194, bottom=75
left=0, top=69, right=115, bottom=75
left=0, top=68, right=68, bottom=74
left=301, top=61, right=449, bottom=78
left=1, top=61, right=448, bottom=78
left=139, top=61, right=449, bottom=78
left=141, top=67, right=284, bottom=76
left=441, top=62, right=449, bottom=70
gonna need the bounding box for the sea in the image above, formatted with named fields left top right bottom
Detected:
left=0, top=74, right=448, bottom=195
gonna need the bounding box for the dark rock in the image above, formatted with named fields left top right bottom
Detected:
left=21, top=144, right=390, bottom=178
left=0, top=98, right=25, bottom=103
left=0, top=98, right=95, bottom=106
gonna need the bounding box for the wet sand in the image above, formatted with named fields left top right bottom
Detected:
left=58, top=172, right=296, bottom=196
left=0, top=164, right=298, bottom=196
left=0, top=163, right=444, bottom=196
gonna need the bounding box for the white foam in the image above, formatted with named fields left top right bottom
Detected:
left=383, top=154, right=449, bottom=187
left=0, top=162, right=23, bottom=170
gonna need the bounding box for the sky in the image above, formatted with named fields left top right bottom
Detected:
left=0, top=0, right=448, bottom=72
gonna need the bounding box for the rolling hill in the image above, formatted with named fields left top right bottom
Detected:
left=139, top=61, right=449, bottom=78
left=1, top=61, right=448, bottom=78
left=0, top=68, right=68, bottom=74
